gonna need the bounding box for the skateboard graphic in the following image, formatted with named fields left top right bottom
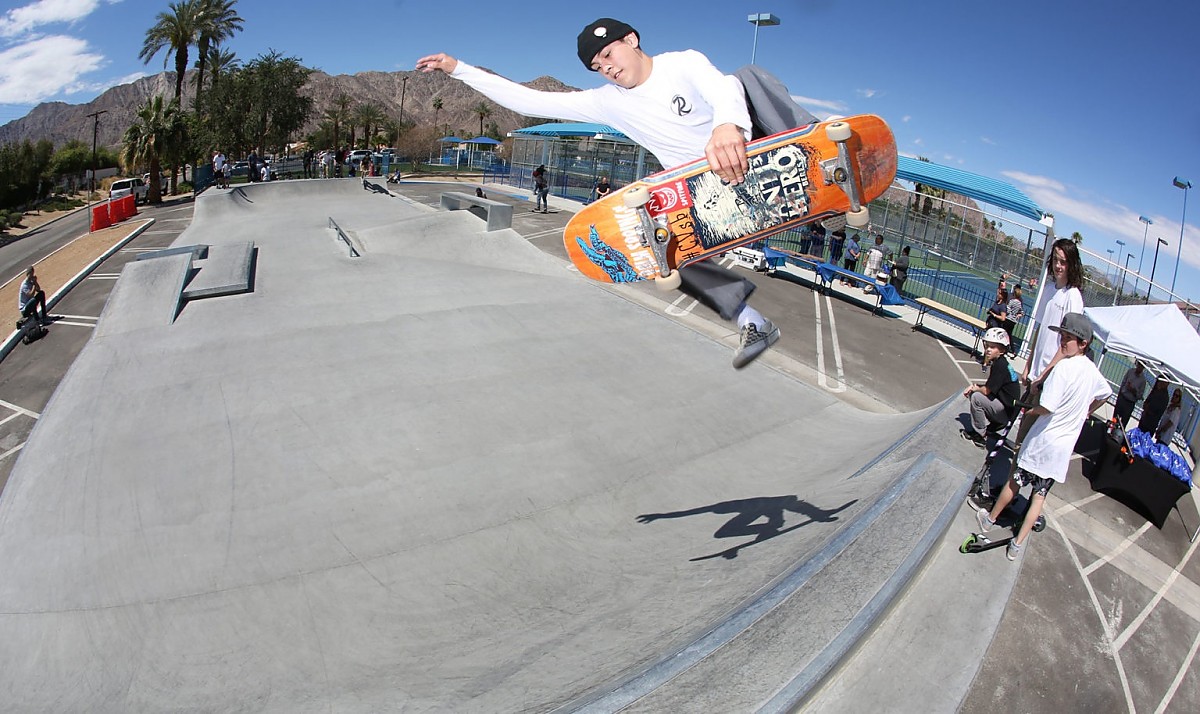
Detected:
left=564, top=115, right=896, bottom=288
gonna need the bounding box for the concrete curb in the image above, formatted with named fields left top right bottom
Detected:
left=0, top=218, right=156, bottom=363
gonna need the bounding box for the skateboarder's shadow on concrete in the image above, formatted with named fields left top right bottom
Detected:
left=636, top=495, right=857, bottom=562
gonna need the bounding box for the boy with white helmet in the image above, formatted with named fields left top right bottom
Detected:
left=961, top=327, right=1021, bottom=447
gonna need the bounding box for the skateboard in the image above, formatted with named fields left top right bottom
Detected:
left=564, top=115, right=896, bottom=288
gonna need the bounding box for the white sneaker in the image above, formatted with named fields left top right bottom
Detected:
left=975, top=507, right=994, bottom=533
left=1007, top=540, right=1023, bottom=561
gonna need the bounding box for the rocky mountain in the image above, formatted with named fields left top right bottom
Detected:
left=0, top=68, right=577, bottom=150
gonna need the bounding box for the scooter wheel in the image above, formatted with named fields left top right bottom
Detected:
left=959, top=534, right=977, bottom=553
left=1032, top=515, right=1046, bottom=533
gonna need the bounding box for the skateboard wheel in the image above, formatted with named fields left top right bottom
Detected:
left=622, top=186, right=651, bottom=209
left=846, top=207, right=870, bottom=228
left=655, top=270, right=682, bottom=291
left=826, top=121, right=852, bottom=143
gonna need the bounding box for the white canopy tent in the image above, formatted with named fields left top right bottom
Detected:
left=1085, top=304, right=1200, bottom=396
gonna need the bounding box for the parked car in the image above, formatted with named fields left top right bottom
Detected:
left=142, top=172, right=169, bottom=192
left=230, top=161, right=249, bottom=177
left=347, top=150, right=372, bottom=167
left=109, top=177, right=148, bottom=204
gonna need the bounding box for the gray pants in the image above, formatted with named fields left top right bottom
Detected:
left=734, top=66, right=819, bottom=138
left=969, top=391, right=1008, bottom=435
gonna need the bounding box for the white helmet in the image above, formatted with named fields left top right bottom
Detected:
left=983, top=327, right=1010, bottom=348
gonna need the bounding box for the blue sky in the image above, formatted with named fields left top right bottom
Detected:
left=1, top=0, right=1197, bottom=300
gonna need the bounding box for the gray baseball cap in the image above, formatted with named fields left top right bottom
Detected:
left=1049, top=312, right=1093, bottom=342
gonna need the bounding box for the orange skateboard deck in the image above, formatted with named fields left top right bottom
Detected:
left=564, top=115, right=896, bottom=286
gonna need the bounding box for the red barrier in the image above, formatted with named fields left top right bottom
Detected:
left=114, top=196, right=130, bottom=222
left=123, top=194, right=137, bottom=217
left=90, top=203, right=111, bottom=231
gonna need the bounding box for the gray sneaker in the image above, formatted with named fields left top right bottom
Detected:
left=975, top=507, right=993, bottom=533
left=1006, top=540, right=1022, bottom=561
left=733, top=319, right=781, bottom=368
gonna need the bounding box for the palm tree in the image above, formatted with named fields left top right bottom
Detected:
left=203, top=44, right=238, bottom=90
left=1071, top=231, right=1084, bottom=245
left=139, top=1, right=200, bottom=103
left=432, top=97, right=444, bottom=136
left=122, top=96, right=185, bottom=204
left=353, top=103, right=386, bottom=150
left=326, top=93, right=351, bottom=148
left=194, top=0, right=243, bottom=109
left=473, top=101, right=492, bottom=136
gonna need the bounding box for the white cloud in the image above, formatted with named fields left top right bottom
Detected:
left=1003, top=170, right=1200, bottom=276
left=791, top=95, right=848, bottom=120
left=981, top=136, right=995, bottom=146
left=0, top=0, right=107, bottom=38
left=65, top=70, right=143, bottom=96
left=902, top=115, right=911, bottom=123
left=856, top=89, right=877, bottom=99
left=0, top=34, right=103, bottom=103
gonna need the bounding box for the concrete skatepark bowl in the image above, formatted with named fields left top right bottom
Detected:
left=0, top=179, right=977, bottom=712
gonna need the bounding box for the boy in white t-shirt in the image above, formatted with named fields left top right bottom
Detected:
left=976, top=312, right=1111, bottom=561
left=417, top=18, right=819, bottom=369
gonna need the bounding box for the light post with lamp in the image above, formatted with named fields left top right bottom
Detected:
left=1114, top=239, right=1125, bottom=286
left=1115, top=252, right=1134, bottom=305
left=748, top=14, right=780, bottom=64
left=1172, top=177, right=1191, bottom=294
left=1148, top=237, right=1168, bottom=304
left=1106, top=248, right=1115, bottom=283
left=1136, top=215, right=1151, bottom=296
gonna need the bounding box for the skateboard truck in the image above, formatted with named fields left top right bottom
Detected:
left=819, top=122, right=871, bottom=229
left=622, top=186, right=682, bottom=291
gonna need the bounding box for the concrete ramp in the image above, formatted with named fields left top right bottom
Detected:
left=0, top=179, right=980, bottom=712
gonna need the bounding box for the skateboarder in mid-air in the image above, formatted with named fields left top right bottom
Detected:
left=418, top=18, right=818, bottom=368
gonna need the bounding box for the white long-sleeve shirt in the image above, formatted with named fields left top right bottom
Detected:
left=450, top=50, right=752, bottom=168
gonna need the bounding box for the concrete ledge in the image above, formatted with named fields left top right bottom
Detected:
left=182, top=241, right=255, bottom=300
left=94, top=252, right=192, bottom=337
left=136, top=244, right=208, bottom=262
left=440, top=191, right=513, bottom=231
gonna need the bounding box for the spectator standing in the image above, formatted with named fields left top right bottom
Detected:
left=986, top=286, right=1009, bottom=330
left=1156, top=389, right=1183, bottom=446
left=889, top=245, right=910, bottom=292
left=810, top=224, right=827, bottom=261
left=212, top=150, right=227, bottom=189
left=828, top=229, right=845, bottom=267
left=863, top=234, right=886, bottom=290
left=976, top=313, right=1111, bottom=561
left=844, top=232, right=861, bottom=275
left=1111, top=361, right=1147, bottom=432
left=1137, top=380, right=1170, bottom=434
left=1011, top=238, right=1086, bottom=451
left=798, top=224, right=813, bottom=255
left=1005, top=284, right=1025, bottom=352
left=532, top=164, right=549, bottom=213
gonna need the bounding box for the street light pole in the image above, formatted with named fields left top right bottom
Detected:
left=85, top=109, right=107, bottom=231
left=748, top=13, right=780, bottom=64
left=1115, top=252, right=1134, bottom=306
left=1137, top=215, right=1152, bottom=297
left=1148, top=237, right=1168, bottom=304
left=399, top=76, right=408, bottom=131
left=1172, top=177, right=1191, bottom=295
